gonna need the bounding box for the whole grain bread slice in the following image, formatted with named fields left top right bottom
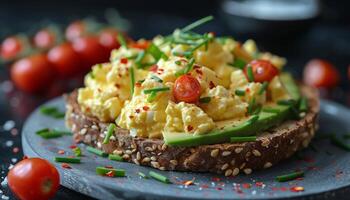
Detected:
left=64, top=85, right=319, bottom=176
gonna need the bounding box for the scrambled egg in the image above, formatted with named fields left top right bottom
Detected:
left=77, top=29, right=290, bottom=138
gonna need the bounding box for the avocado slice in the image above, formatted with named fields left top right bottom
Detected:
left=163, top=73, right=301, bottom=147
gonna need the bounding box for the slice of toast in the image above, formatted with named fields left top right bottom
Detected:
left=64, top=85, right=319, bottom=176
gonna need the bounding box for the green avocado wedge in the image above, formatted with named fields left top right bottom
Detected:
left=163, top=73, right=302, bottom=147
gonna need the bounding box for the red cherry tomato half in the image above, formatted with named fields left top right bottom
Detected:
left=34, top=28, right=56, bottom=49
left=173, top=75, right=201, bottom=103
left=7, top=158, right=60, bottom=200
left=98, top=28, right=121, bottom=53
left=11, top=54, right=56, bottom=93
left=48, top=43, right=82, bottom=77
left=303, top=59, right=340, bottom=88
left=65, top=20, right=86, bottom=42
left=72, top=36, right=109, bottom=70
left=244, top=59, right=279, bottom=83
left=1, top=36, right=23, bottom=60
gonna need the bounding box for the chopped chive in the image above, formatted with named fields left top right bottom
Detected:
left=172, top=39, right=199, bottom=45
left=172, top=51, right=193, bottom=58
left=151, top=75, right=163, bottom=83
left=245, top=115, right=259, bottom=125
left=108, top=154, right=124, bottom=162
left=299, top=97, right=308, bottom=112
left=235, top=89, right=245, bottom=96
left=54, top=157, right=81, bottom=163
left=51, top=112, right=65, bottom=119
left=258, top=82, right=269, bottom=95
left=96, top=167, right=125, bottom=177
left=147, top=43, right=168, bottom=61
left=181, top=15, right=214, bottom=32
left=262, top=107, right=281, bottom=113
left=89, top=71, right=95, bottom=79
left=246, top=65, right=254, bottom=82
left=143, top=87, right=170, bottom=94
left=117, top=33, right=128, bottom=48
left=51, top=129, right=72, bottom=135
left=149, top=171, right=171, bottom=184
left=36, top=128, right=50, bottom=135
left=135, top=51, right=146, bottom=68
left=175, top=60, right=182, bottom=65
left=130, top=66, right=135, bottom=96
left=199, top=97, right=211, bottom=103
left=247, top=97, right=256, bottom=115
left=86, top=146, right=108, bottom=157
left=277, top=99, right=296, bottom=106
left=230, top=136, right=256, bottom=143
left=252, top=105, right=262, bottom=115
left=39, top=132, right=62, bottom=139
left=183, top=58, right=195, bottom=74
left=73, top=147, right=82, bottom=157
left=137, top=79, right=145, bottom=84
left=147, top=91, right=157, bottom=102
left=331, top=135, right=350, bottom=151
left=276, top=171, right=304, bottom=182
left=40, top=106, right=57, bottom=115
left=103, top=124, right=116, bottom=144
left=138, top=172, right=148, bottom=179
left=228, top=58, right=246, bottom=69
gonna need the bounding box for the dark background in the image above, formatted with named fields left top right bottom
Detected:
left=0, top=0, right=349, bottom=199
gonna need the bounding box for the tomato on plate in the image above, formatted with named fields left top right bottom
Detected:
left=11, top=54, right=56, bottom=93
left=48, top=43, right=82, bottom=77
left=1, top=36, right=24, bottom=60
left=65, top=20, right=86, bottom=42
left=8, top=158, right=60, bottom=200
left=72, top=36, right=109, bottom=70
left=244, top=59, right=279, bottom=83
left=98, top=28, right=121, bottom=53
left=33, top=28, right=57, bottom=49
left=303, top=59, right=340, bottom=88
left=173, top=74, right=201, bottom=103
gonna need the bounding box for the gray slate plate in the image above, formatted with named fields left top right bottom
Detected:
left=22, top=97, right=350, bottom=200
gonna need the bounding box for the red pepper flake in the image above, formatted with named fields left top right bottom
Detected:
left=242, top=183, right=251, bottom=189
left=118, top=73, right=122, bottom=78
left=255, top=182, right=264, bottom=187
left=135, top=82, right=142, bottom=87
left=69, top=145, right=77, bottom=149
left=121, top=58, right=128, bottom=64
left=209, top=81, right=215, bottom=89
left=211, top=177, right=221, bottom=182
left=143, top=106, right=150, bottom=111
left=187, top=125, right=194, bottom=132
left=104, top=165, right=113, bottom=169
left=106, top=171, right=115, bottom=177
left=115, top=84, right=121, bottom=89
left=290, top=186, right=304, bottom=192
left=22, top=155, right=28, bottom=160
left=12, top=147, right=19, bottom=153
left=195, top=69, right=203, bottom=75
left=135, top=109, right=141, bottom=113
left=280, top=187, right=288, bottom=192
left=61, top=163, right=71, bottom=169
left=245, top=88, right=250, bottom=93
left=271, top=187, right=279, bottom=191
left=129, top=115, right=134, bottom=119
left=216, top=187, right=223, bottom=191
left=149, top=65, right=158, bottom=72
left=58, top=150, right=65, bottom=155
left=296, top=177, right=304, bottom=181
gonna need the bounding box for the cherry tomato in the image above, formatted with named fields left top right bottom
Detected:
left=8, top=158, right=60, bottom=200
left=11, top=54, right=56, bottom=93
left=33, top=28, right=56, bottom=49
left=72, top=36, right=109, bottom=70
left=129, top=40, right=150, bottom=50
left=48, top=43, right=82, bottom=77
left=98, top=28, right=121, bottom=53
left=65, top=20, right=86, bottom=42
left=173, top=75, right=201, bottom=103
left=303, top=59, right=340, bottom=88
left=1, top=36, right=23, bottom=60
left=244, top=59, right=279, bottom=83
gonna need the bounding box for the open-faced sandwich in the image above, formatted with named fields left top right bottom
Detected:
left=65, top=16, right=319, bottom=176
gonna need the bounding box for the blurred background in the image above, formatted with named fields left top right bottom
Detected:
left=0, top=0, right=349, bottom=199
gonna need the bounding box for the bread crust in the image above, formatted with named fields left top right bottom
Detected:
left=65, top=85, right=319, bottom=176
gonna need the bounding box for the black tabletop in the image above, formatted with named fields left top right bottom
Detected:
left=0, top=1, right=349, bottom=199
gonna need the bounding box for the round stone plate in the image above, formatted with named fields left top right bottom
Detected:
left=22, top=97, right=350, bottom=200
